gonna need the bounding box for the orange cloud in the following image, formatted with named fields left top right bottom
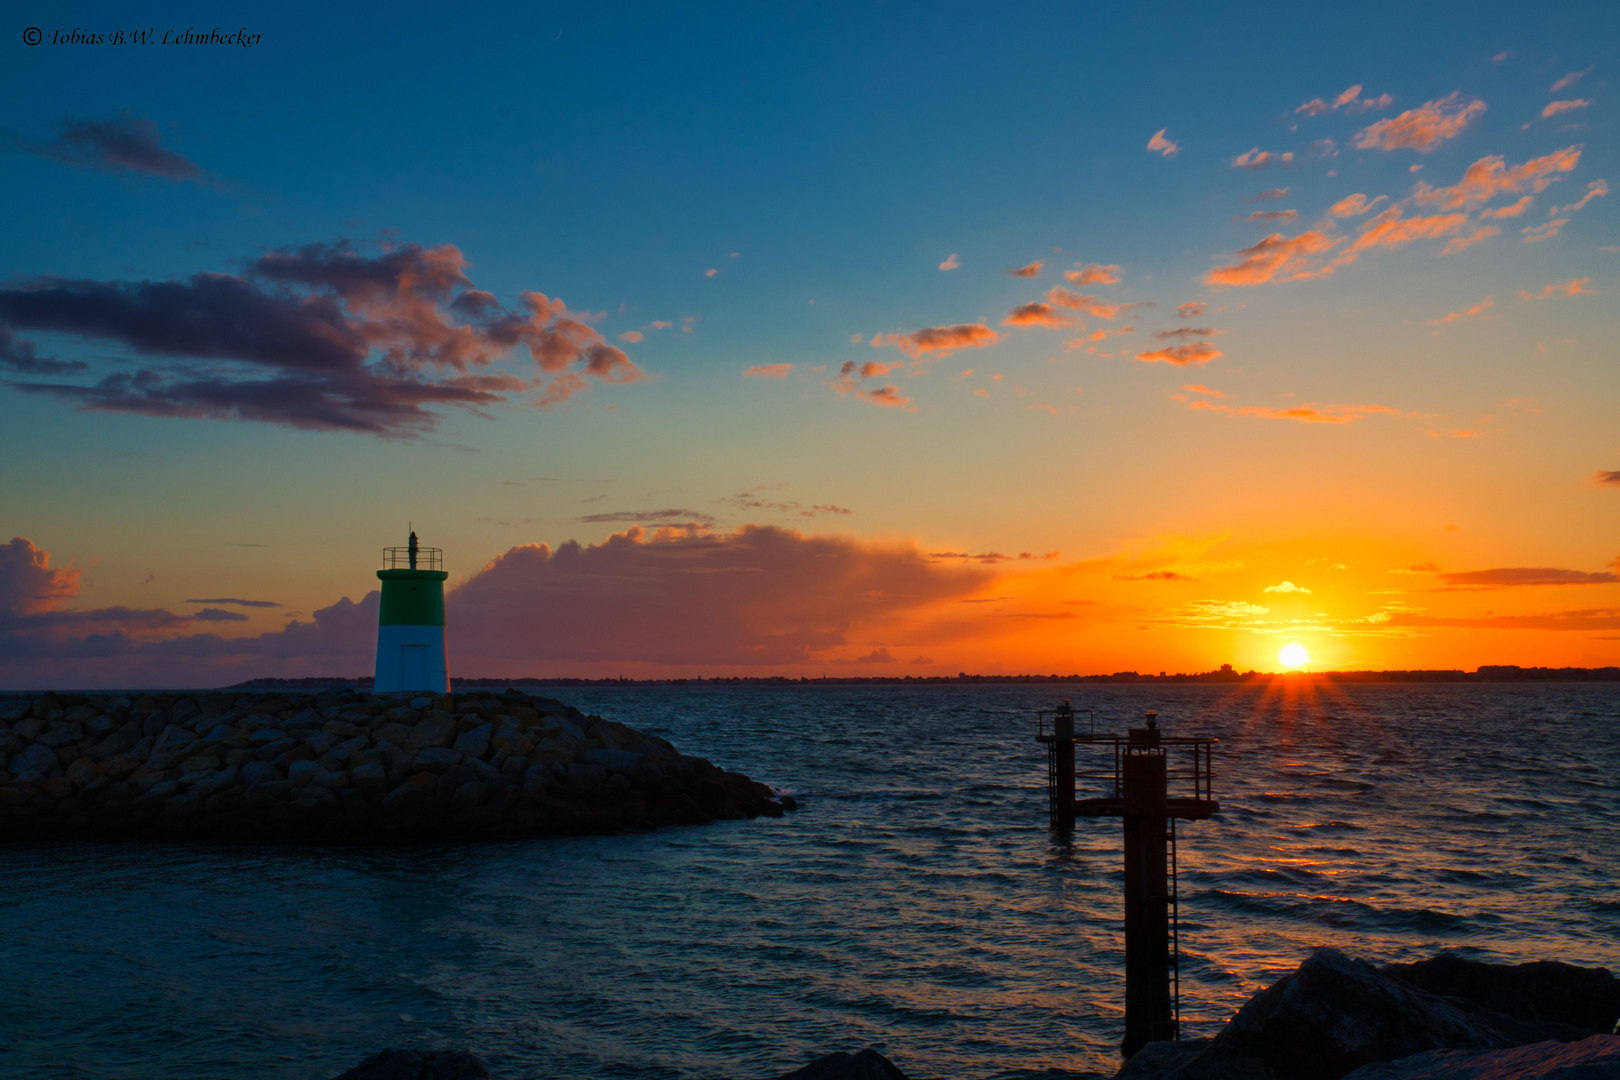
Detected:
left=1551, top=67, right=1592, bottom=92
left=1178, top=396, right=1407, bottom=424
left=1438, top=567, right=1618, bottom=587
left=1385, top=609, right=1620, bottom=631
left=861, top=384, right=913, bottom=409
left=1520, top=219, right=1568, bottom=243
left=1341, top=206, right=1468, bottom=259
left=1480, top=196, right=1533, bottom=219
left=1045, top=286, right=1146, bottom=319
left=1429, top=296, right=1493, bottom=325
left=1596, top=471, right=1620, bottom=486
left=1241, top=209, right=1299, bottom=223
left=619, top=330, right=645, bottom=343
left=1180, top=384, right=1225, bottom=397
left=1176, top=302, right=1207, bottom=319
left=1154, top=327, right=1214, bottom=339
left=1136, top=342, right=1223, bottom=366
left=1413, top=146, right=1582, bottom=210
left=872, top=323, right=999, bottom=359
left=744, top=363, right=792, bottom=378
left=1518, top=278, right=1594, bottom=300
left=1541, top=99, right=1591, bottom=118
left=1353, top=92, right=1485, bottom=152
left=832, top=362, right=916, bottom=410
left=1553, top=180, right=1608, bottom=215
left=1066, top=264, right=1122, bottom=285
left=1232, top=148, right=1293, bottom=170
left=1006, top=261, right=1043, bottom=278
left=1147, top=129, right=1179, bottom=157
left=705, top=268, right=719, bottom=277
left=1440, top=225, right=1501, bottom=255
left=939, top=253, right=960, bottom=271
left=1297, top=85, right=1394, bottom=116
left=1328, top=193, right=1387, bottom=218
left=1205, top=230, right=1338, bottom=286
left=1003, top=302, right=1074, bottom=328
left=860, top=360, right=900, bottom=377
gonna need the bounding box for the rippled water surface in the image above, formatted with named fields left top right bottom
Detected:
left=2, top=682, right=1618, bottom=1079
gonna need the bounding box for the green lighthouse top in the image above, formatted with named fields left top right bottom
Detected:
left=377, top=530, right=447, bottom=625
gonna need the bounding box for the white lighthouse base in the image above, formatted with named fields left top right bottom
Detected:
left=374, top=624, right=449, bottom=693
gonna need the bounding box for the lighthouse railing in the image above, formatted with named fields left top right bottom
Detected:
left=382, top=546, right=443, bottom=571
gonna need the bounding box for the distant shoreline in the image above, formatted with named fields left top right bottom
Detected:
left=220, top=665, right=1620, bottom=689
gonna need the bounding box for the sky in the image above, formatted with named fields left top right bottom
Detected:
left=2, top=1, right=1617, bottom=688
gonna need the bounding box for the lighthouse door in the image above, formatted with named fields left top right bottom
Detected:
left=400, top=644, right=428, bottom=690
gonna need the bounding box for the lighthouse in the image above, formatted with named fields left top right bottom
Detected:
left=373, top=530, right=450, bottom=693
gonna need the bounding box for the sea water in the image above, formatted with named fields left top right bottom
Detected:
left=1, top=682, right=1617, bottom=1079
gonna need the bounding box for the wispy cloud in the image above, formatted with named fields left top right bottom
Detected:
left=1154, top=327, right=1215, bottom=340
left=1519, top=278, right=1594, bottom=300
left=1003, top=302, right=1075, bottom=328
left=184, top=597, right=282, bottom=608
left=11, top=111, right=203, bottom=181
left=1353, top=92, right=1485, bottom=152
left=1264, top=580, right=1311, bottom=593
left=1296, top=85, right=1393, bottom=116
left=1065, top=264, right=1122, bottom=285
left=1551, top=67, right=1593, bottom=92
left=1147, top=129, right=1179, bottom=157
left=1232, top=148, right=1293, bottom=170
left=871, top=323, right=999, bottom=359
left=1520, top=219, right=1568, bottom=243
left=1045, top=287, right=1147, bottom=319
left=1552, top=179, right=1608, bottom=215
left=1176, top=302, right=1207, bottom=319
left=1541, top=99, right=1591, bottom=119
left=1248, top=188, right=1289, bottom=202
left=1240, top=209, right=1299, bottom=224
left=744, top=363, right=793, bottom=378
left=1440, top=225, right=1500, bottom=254
left=1006, top=261, right=1043, bottom=278
left=1136, top=342, right=1223, bottom=366
left=939, top=253, right=960, bottom=271
left=1429, top=296, right=1494, bottom=325
left=1176, top=394, right=1408, bottom=424
left=1412, top=146, right=1582, bottom=210
left=1328, top=193, right=1387, bottom=218
left=1438, top=567, right=1618, bottom=587
left=1205, top=230, right=1338, bottom=286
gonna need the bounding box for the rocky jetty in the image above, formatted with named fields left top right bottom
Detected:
left=0, top=688, right=792, bottom=839
left=1114, top=947, right=1620, bottom=1080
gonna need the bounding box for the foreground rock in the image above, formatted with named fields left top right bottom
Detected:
left=1115, top=948, right=1620, bottom=1080
left=778, top=1048, right=912, bottom=1080
left=1341, top=1035, right=1620, bottom=1080
left=0, top=689, right=793, bottom=840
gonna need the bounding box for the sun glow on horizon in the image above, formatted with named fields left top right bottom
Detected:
left=1278, top=642, right=1312, bottom=669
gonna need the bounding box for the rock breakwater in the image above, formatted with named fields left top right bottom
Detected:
left=0, top=688, right=791, bottom=839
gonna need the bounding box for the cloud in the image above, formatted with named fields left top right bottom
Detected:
left=1385, top=608, right=1620, bottom=631
left=872, top=323, right=999, bottom=359
left=704, top=268, right=720, bottom=278
left=1440, top=226, right=1501, bottom=254
left=1340, top=206, right=1468, bottom=261
left=1429, top=297, right=1494, bottom=324
left=1520, top=219, right=1568, bottom=243
left=1180, top=384, right=1225, bottom=397
left=1354, top=92, right=1485, bottom=152
left=1296, top=85, right=1393, bottom=116
left=579, top=509, right=717, bottom=527
left=1553, top=180, right=1608, bottom=215
left=619, top=330, right=645, bottom=343
left=1437, top=567, right=1619, bottom=587
left=1065, top=264, right=1122, bottom=285
left=1135, top=343, right=1223, bottom=366
left=0, top=325, right=88, bottom=375
left=1232, top=148, right=1293, bottom=170
left=1003, top=302, right=1074, bottom=328
left=930, top=551, right=1061, bottom=564
left=1241, top=209, right=1299, bottom=223
left=1328, top=193, right=1387, bottom=218
left=1413, top=146, right=1582, bottom=210
left=14, top=112, right=203, bottom=181
left=1541, top=99, right=1591, bottom=119
left=1177, top=396, right=1406, bottom=424
left=859, top=384, right=913, bottom=409
left=724, top=491, right=853, bottom=518
left=1248, top=188, right=1290, bottom=202
left=1147, top=129, right=1179, bottom=157
left=744, top=363, right=793, bottom=378
left=184, top=597, right=282, bottom=608
left=1006, top=261, right=1043, bottom=278
left=1480, top=196, right=1534, bottom=219
left=650, top=320, right=673, bottom=330
left=1, top=537, right=81, bottom=616
left=1154, top=327, right=1215, bottom=340
left=939, top=253, right=960, bottom=271
left=1519, top=278, right=1593, bottom=300
left=1205, top=230, right=1338, bottom=286
left=1176, top=302, right=1207, bottom=319
left=1597, top=471, right=1620, bottom=486
left=1551, top=67, right=1593, bottom=93
left=1263, top=581, right=1311, bottom=594
left=1115, top=571, right=1196, bottom=582
left=0, top=240, right=642, bottom=436
left=1044, top=287, right=1147, bottom=319
left=832, top=362, right=916, bottom=410
left=442, top=526, right=988, bottom=665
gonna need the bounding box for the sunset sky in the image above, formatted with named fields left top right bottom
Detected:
left=3, top=3, right=1617, bottom=688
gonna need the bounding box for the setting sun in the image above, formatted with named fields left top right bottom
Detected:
left=1278, top=643, right=1311, bottom=669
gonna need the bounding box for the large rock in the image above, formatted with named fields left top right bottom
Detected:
left=1158, top=948, right=1521, bottom=1080
left=1383, top=954, right=1620, bottom=1037
left=777, top=1048, right=911, bottom=1080
left=329, top=1048, right=490, bottom=1079
left=1340, top=1034, right=1620, bottom=1080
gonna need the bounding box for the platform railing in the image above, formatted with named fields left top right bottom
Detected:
left=382, top=546, right=443, bottom=571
